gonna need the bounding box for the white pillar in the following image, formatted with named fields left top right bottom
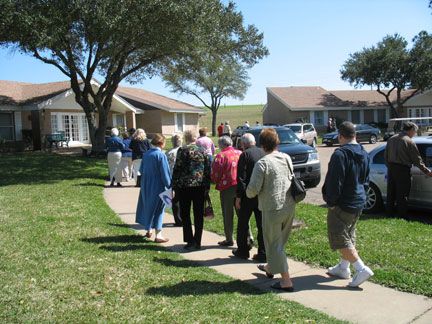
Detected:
left=14, top=111, right=22, bottom=140
left=373, top=109, right=378, bottom=122
left=360, top=110, right=364, bottom=124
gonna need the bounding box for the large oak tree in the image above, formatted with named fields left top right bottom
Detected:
left=340, top=32, right=432, bottom=118
left=0, top=0, right=266, bottom=152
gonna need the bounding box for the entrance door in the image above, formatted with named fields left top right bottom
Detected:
left=51, top=112, right=90, bottom=144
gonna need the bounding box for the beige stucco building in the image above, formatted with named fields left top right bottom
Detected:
left=0, top=79, right=204, bottom=149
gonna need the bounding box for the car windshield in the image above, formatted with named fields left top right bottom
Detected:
left=285, top=125, right=301, bottom=133
left=249, top=128, right=301, bottom=145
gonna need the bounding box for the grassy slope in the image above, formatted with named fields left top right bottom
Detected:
left=0, top=153, right=340, bottom=323
left=199, top=105, right=264, bottom=131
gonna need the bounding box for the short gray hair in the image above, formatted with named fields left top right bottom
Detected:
left=183, top=130, right=197, bottom=144
left=171, top=134, right=183, bottom=148
left=111, top=127, right=119, bottom=136
left=403, top=121, right=419, bottom=132
left=241, top=133, right=256, bottom=146
left=218, top=135, right=233, bottom=148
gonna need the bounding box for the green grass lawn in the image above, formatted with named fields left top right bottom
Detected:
left=205, top=191, right=432, bottom=297
left=199, top=104, right=264, bottom=132
left=0, top=152, right=340, bottom=322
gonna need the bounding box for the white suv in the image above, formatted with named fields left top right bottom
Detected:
left=284, top=123, right=318, bottom=147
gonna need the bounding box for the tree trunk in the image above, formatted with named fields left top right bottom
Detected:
left=211, top=108, right=218, bottom=136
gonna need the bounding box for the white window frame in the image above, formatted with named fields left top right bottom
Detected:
left=0, top=112, right=15, bottom=141
left=174, top=113, right=185, bottom=132
left=112, top=113, right=126, bottom=128
left=51, top=112, right=89, bottom=144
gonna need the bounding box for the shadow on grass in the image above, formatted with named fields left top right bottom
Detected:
left=361, top=211, right=432, bottom=225
left=108, top=223, right=145, bottom=231
left=147, top=279, right=264, bottom=296
left=0, top=152, right=106, bottom=186
left=100, top=244, right=165, bottom=252
left=81, top=234, right=148, bottom=244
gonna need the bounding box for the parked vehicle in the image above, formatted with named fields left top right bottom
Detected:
left=383, top=117, right=432, bottom=141
left=231, top=126, right=321, bottom=188
left=284, top=123, right=318, bottom=147
left=322, top=124, right=381, bottom=146
left=364, top=137, right=432, bottom=213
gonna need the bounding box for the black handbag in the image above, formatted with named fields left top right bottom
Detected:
left=286, top=158, right=306, bottom=203
left=203, top=192, right=214, bottom=220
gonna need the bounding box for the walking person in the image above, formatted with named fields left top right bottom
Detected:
left=135, top=134, right=171, bottom=243
left=246, top=128, right=296, bottom=291
left=217, top=122, right=224, bottom=137
left=130, top=128, right=151, bottom=187
left=385, top=122, right=432, bottom=219
left=222, top=121, right=232, bottom=136
left=105, top=127, right=125, bottom=187
left=166, top=134, right=183, bottom=226
left=322, top=121, right=373, bottom=287
left=172, top=130, right=211, bottom=250
left=121, top=132, right=133, bottom=181
left=196, top=127, right=215, bottom=163
left=233, top=133, right=266, bottom=262
left=211, top=136, right=242, bottom=246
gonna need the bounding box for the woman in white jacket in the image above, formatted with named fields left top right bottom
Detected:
left=246, top=128, right=295, bottom=292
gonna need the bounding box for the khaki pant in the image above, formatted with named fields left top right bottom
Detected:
left=107, top=152, right=122, bottom=183
left=262, top=203, right=295, bottom=274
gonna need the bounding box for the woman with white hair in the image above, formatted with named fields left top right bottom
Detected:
left=130, top=128, right=150, bottom=187
left=105, top=127, right=125, bottom=187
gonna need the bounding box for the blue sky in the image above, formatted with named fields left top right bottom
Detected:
left=0, top=0, right=430, bottom=106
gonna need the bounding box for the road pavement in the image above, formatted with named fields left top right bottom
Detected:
left=304, top=142, right=383, bottom=206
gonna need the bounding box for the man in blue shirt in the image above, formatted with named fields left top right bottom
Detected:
left=322, top=121, right=373, bottom=288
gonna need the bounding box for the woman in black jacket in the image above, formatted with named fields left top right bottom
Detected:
left=130, top=128, right=151, bottom=187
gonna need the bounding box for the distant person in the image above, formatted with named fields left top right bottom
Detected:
left=130, top=128, right=151, bottom=187
left=322, top=121, right=373, bottom=287
left=121, top=132, right=133, bottom=181
left=246, top=128, right=296, bottom=292
left=255, top=121, right=260, bottom=126
left=384, top=122, right=432, bottom=218
left=136, top=134, right=171, bottom=243
left=233, top=133, right=266, bottom=262
left=105, top=127, right=125, bottom=187
left=244, top=121, right=250, bottom=128
left=166, top=134, right=183, bottom=226
left=196, top=127, right=215, bottom=162
left=217, top=122, right=224, bottom=137
left=211, top=136, right=242, bottom=246
left=327, top=117, right=333, bottom=133
left=223, top=121, right=232, bottom=136
left=172, top=130, right=211, bottom=250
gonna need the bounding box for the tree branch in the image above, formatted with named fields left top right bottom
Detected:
left=32, top=50, right=71, bottom=77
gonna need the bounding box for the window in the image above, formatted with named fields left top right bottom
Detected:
left=304, top=124, right=313, bottom=132
left=112, top=114, right=125, bottom=128
left=373, top=150, right=385, bottom=164
left=417, top=144, right=432, bottom=167
left=0, top=113, right=15, bottom=140
left=377, top=110, right=386, bottom=122
left=175, top=113, right=185, bottom=132
left=313, top=111, right=324, bottom=126
left=351, top=110, right=360, bottom=124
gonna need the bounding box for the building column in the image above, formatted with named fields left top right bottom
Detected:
left=125, top=111, right=136, bottom=130
left=373, top=109, right=378, bottom=122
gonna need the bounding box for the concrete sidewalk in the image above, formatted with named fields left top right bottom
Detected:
left=104, top=183, right=432, bottom=324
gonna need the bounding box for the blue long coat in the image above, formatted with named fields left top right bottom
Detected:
left=135, top=147, right=171, bottom=230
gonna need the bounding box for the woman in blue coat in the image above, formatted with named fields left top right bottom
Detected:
left=135, top=134, right=171, bottom=243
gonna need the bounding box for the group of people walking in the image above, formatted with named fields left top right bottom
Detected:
left=105, top=120, right=430, bottom=291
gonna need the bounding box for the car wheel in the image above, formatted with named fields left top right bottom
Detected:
left=304, top=176, right=321, bottom=188
left=364, top=183, right=383, bottom=213
left=311, top=138, right=317, bottom=147
left=369, top=134, right=377, bottom=144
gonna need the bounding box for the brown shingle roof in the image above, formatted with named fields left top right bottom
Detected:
left=0, top=80, right=73, bottom=105
left=0, top=80, right=203, bottom=113
left=268, top=86, right=417, bottom=109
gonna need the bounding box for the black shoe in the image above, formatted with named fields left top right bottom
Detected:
left=184, top=242, right=195, bottom=250
left=252, top=253, right=267, bottom=263
left=173, top=222, right=183, bottom=227
left=232, top=249, right=249, bottom=260
left=218, top=240, right=234, bottom=247
left=271, top=282, right=294, bottom=292
left=116, top=183, right=122, bottom=187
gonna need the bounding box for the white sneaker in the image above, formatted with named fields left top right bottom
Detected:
left=327, top=264, right=351, bottom=279
left=349, top=266, right=374, bottom=287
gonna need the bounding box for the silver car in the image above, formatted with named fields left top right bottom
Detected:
left=365, top=137, right=432, bottom=213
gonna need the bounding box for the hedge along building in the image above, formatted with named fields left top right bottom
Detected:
left=263, top=86, right=432, bottom=131
left=0, top=79, right=204, bottom=149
